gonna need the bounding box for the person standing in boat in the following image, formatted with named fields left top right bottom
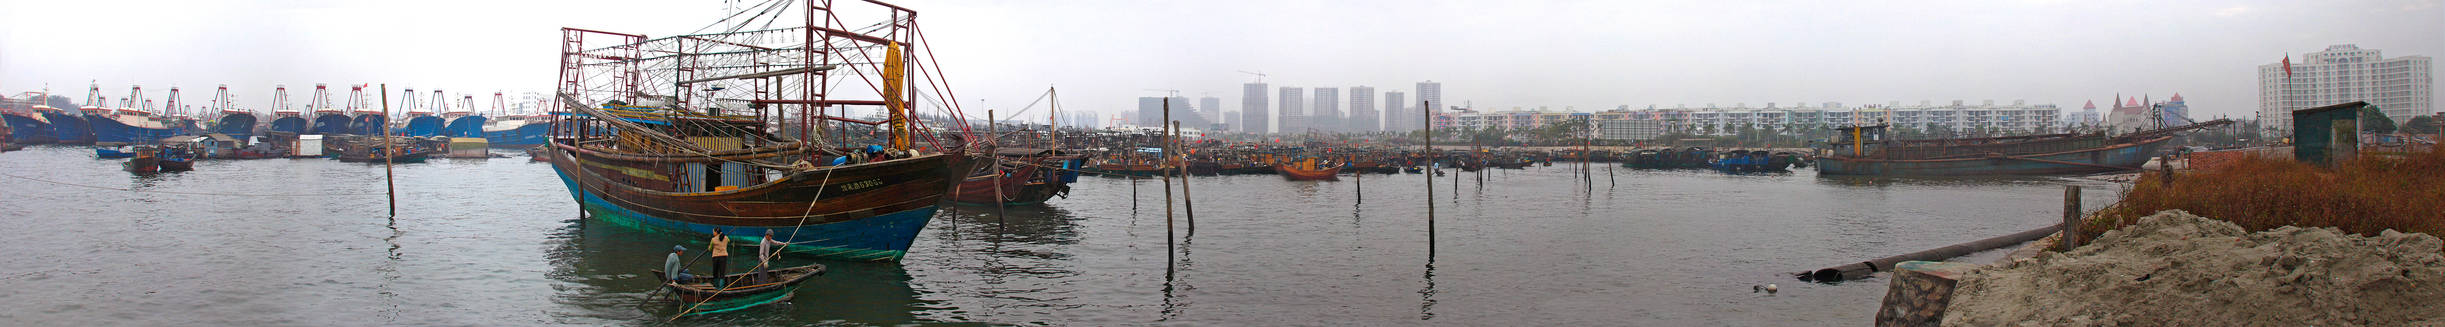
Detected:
left=664, top=245, right=693, bottom=283
left=708, top=232, right=732, bottom=288
left=757, top=230, right=784, bottom=283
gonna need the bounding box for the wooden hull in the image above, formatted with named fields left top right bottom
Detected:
left=1817, top=136, right=2167, bottom=176
left=652, top=264, right=825, bottom=316
left=948, top=164, right=1066, bottom=206
left=549, top=142, right=965, bottom=262
left=1276, top=165, right=1341, bottom=181
left=158, top=158, right=194, bottom=172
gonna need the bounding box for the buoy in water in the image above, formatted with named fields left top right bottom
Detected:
left=1753, top=284, right=1779, bottom=294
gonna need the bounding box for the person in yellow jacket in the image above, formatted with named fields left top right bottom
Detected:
left=707, top=232, right=732, bottom=288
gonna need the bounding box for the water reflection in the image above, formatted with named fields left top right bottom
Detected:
left=544, top=218, right=926, bottom=325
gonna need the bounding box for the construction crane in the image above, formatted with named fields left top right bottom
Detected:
left=1237, top=70, right=1267, bottom=83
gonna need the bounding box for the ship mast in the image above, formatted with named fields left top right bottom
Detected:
left=163, top=86, right=184, bottom=119
left=215, top=84, right=240, bottom=116
left=347, top=85, right=370, bottom=115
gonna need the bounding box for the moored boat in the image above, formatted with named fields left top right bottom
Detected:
left=2, top=109, right=55, bottom=145
left=41, top=106, right=94, bottom=145
left=549, top=6, right=973, bottom=262
left=948, top=148, right=1090, bottom=206
left=1276, top=156, right=1342, bottom=181
left=209, top=85, right=258, bottom=139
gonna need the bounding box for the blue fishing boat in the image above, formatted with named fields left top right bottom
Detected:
left=2, top=110, right=54, bottom=145
left=400, top=115, right=443, bottom=137
left=87, top=109, right=185, bottom=145
left=311, top=111, right=352, bottom=134
left=481, top=115, right=549, bottom=147
left=96, top=146, right=136, bottom=159
left=212, top=112, right=257, bottom=139
left=442, top=114, right=487, bottom=138
left=41, top=107, right=94, bottom=145
left=350, top=113, right=386, bottom=135
left=207, top=85, right=258, bottom=139
left=269, top=114, right=308, bottom=134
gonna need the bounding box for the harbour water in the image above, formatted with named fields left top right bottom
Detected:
left=0, top=146, right=2124, bottom=325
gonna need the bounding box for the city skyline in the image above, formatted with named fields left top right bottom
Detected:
left=2, top=0, right=2438, bottom=126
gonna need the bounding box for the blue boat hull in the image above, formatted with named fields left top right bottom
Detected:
left=269, top=117, right=309, bottom=134
left=483, top=124, right=550, bottom=147
left=311, top=114, right=352, bottom=135
left=443, top=116, right=487, bottom=138
left=213, top=113, right=258, bottom=139
left=1817, top=137, right=2165, bottom=176
left=350, top=114, right=387, bottom=135
left=41, top=112, right=93, bottom=144
left=400, top=116, right=444, bottom=137
left=85, top=114, right=185, bottom=144
left=3, top=113, right=54, bottom=144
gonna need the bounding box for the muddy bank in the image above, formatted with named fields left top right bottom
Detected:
left=1943, top=210, right=2445, bottom=326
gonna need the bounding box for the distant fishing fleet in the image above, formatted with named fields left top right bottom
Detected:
left=0, top=82, right=556, bottom=169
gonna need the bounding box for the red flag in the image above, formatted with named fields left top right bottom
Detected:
left=2281, top=54, right=2292, bottom=78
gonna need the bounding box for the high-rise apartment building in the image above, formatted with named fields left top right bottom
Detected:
left=1242, top=83, right=1269, bottom=133
left=1417, top=80, right=1444, bottom=118
left=1348, top=86, right=1377, bottom=132
left=1279, top=87, right=1306, bottom=133
left=1385, top=91, right=1408, bottom=131
left=1135, top=97, right=1165, bottom=127
left=2259, top=44, right=2433, bottom=134
left=1312, top=87, right=1340, bottom=133
left=1198, top=96, right=1222, bottom=125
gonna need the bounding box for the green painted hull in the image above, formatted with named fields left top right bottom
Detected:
left=675, top=283, right=803, bottom=316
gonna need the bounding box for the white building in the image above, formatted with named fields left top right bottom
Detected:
left=1598, top=119, right=1661, bottom=141
left=2259, top=44, right=2433, bottom=134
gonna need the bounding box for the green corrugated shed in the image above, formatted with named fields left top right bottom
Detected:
left=2292, top=101, right=2366, bottom=166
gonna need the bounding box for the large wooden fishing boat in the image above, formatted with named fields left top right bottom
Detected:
left=1276, top=156, right=1342, bottom=181
left=1819, top=119, right=2230, bottom=176
left=948, top=148, right=1089, bottom=206
left=549, top=1, right=976, bottom=262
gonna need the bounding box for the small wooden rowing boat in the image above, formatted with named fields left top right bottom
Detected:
left=651, top=264, right=826, bottom=316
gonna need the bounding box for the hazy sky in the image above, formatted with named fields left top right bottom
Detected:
left=4, top=0, right=2439, bottom=125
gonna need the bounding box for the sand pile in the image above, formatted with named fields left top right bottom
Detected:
left=1942, top=210, right=2445, bottom=326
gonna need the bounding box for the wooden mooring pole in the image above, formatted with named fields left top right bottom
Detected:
left=380, top=84, right=397, bottom=219
left=1423, top=100, right=1436, bottom=256
left=2062, top=185, right=2082, bottom=251
left=1163, top=99, right=1176, bottom=266
left=1176, top=120, right=1195, bottom=233
left=989, top=109, right=1007, bottom=226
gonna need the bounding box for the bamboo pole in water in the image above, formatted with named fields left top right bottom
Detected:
left=381, top=84, right=397, bottom=219
left=1162, top=99, right=1175, bottom=266
left=1177, top=120, right=1194, bottom=233
left=990, top=110, right=1007, bottom=226
left=1422, top=100, right=1435, bottom=256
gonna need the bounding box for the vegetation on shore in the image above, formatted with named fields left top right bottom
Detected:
left=2086, top=143, right=2445, bottom=247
